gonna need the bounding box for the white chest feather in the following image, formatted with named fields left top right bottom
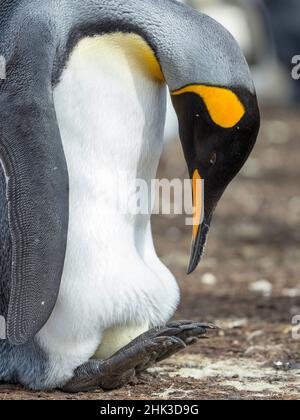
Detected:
left=37, top=34, right=179, bottom=384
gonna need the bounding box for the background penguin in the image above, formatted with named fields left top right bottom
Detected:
left=178, top=0, right=292, bottom=106
left=0, top=0, right=260, bottom=392
left=265, top=0, right=300, bottom=103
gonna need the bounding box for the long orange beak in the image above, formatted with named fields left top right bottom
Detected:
left=192, top=169, right=204, bottom=241
left=187, top=169, right=207, bottom=274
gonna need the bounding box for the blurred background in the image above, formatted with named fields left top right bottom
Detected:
left=153, top=0, right=300, bottom=399
left=182, top=0, right=300, bottom=106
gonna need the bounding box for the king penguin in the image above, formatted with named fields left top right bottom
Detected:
left=0, top=0, right=260, bottom=392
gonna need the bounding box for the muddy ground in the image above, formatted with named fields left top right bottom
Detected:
left=1, top=108, right=300, bottom=400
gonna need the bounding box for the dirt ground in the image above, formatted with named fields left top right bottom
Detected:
left=1, top=107, right=300, bottom=400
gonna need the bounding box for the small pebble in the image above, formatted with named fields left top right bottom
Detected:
left=227, top=319, right=248, bottom=329
left=201, top=272, right=217, bottom=286
left=249, top=280, right=273, bottom=297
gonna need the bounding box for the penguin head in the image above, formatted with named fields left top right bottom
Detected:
left=171, top=85, right=260, bottom=274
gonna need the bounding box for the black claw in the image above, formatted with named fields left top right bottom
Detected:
left=136, top=336, right=186, bottom=372
left=185, top=337, right=199, bottom=345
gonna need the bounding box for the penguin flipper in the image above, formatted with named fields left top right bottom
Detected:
left=0, top=29, right=69, bottom=344
left=0, top=97, right=69, bottom=345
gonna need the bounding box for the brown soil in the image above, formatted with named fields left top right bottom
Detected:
left=1, top=108, right=300, bottom=400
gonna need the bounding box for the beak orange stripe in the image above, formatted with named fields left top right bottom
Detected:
left=192, top=169, right=204, bottom=241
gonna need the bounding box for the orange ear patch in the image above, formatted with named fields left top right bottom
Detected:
left=172, top=85, right=245, bottom=128
left=192, top=169, right=204, bottom=241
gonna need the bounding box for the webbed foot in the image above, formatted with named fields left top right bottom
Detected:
left=62, top=320, right=216, bottom=393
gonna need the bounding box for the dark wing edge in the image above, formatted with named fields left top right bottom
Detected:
left=0, top=97, right=69, bottom=346
left=0, top=21, right=69, bottom=344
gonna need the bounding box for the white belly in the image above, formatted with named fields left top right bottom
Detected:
left=37, top=34, right=180, bottom=385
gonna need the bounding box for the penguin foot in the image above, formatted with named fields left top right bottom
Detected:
left=124, top=320, right=216, bottom=371
left=62, top=321, right=216, bottom=393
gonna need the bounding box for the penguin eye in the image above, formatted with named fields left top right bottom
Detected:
left=210, top=151, right=217, bottom=166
